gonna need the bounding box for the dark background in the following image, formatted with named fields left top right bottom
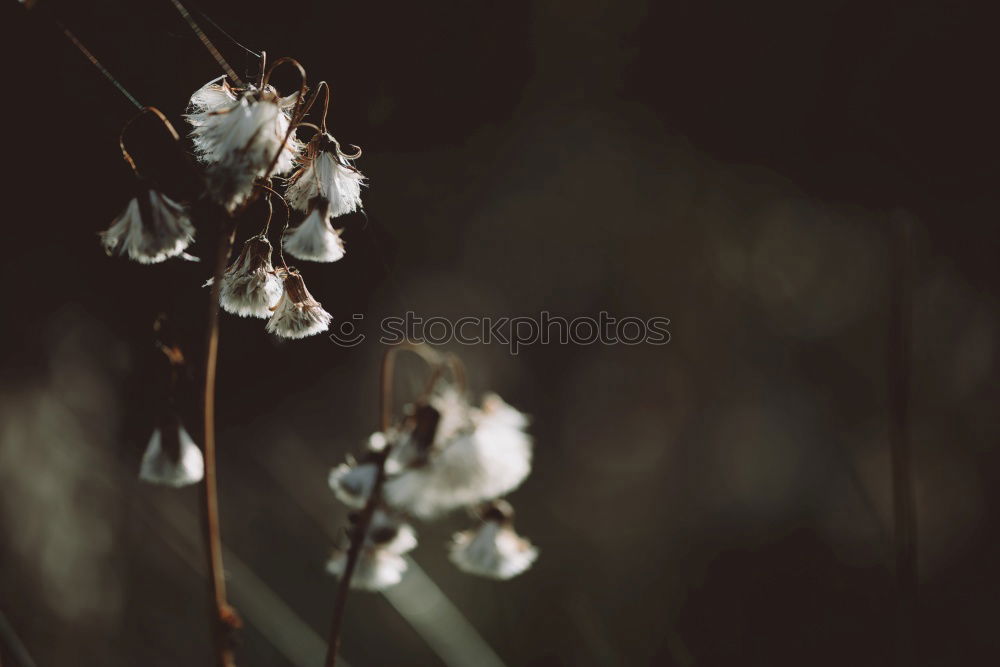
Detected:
left=1, top=0, right=997, bottom=665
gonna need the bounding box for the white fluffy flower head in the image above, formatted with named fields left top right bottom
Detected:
left=449, top=501, right=538, bottom=580
left=186, top=79, right=302, bottom=210
left=282, top=198, right=346, bottom=263
left=326, top=511, right=417, bottom=591
left=326, top=547, right=407, bottom=591
left=101, top=186, right=195, bottom=264
left=265, top=272, right=332, bottom=339
left=383, top=391, right=532, bottom=519
left=286, top=133, right=365, bottom=217
left=217, top=235, right=283, bottom=318
left=328, top=458, right=378, bottom=509
left=139, top=416, right=204, bottom=488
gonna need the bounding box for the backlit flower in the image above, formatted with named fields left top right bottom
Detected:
left=282, top=198, right=346, bottom=263
left=186, top=80, right=302, bottom=210
left=265, top=272, right=332, bottom=339
left=449, top=501, right=537, bottom=579
left=101, top=186, right=195, bottom=264
left=139, top=415, right=204, bottom=487
left=383, top=391, right=532, bottom=519
left=216, top=235, right=283, bottom=318
left=285, top=133, right=364, bottom=216
left=326, top=511, right=416, bottom=591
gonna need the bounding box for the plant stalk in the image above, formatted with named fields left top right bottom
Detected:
left=202, top=220, right=239, bottom=667
left=323, top=343, right=443, bottom=666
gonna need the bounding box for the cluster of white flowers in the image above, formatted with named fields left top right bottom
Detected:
left=328, top=382, right=538, bottom=589
left=101, top=72, right=368, bottom=342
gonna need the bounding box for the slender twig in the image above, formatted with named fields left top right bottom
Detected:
left=888, top=211, right=917, bottom=664
left=202, top=219, right=241, bottom=667
left=323, top=344, right=442, bottom=667
left=258, top=57, right=309, bottom=182
left=119, top=106, right=181, bottom=177
left=169, top=0, right=244, bottom=88
left=51, top=19, right=143, bottom=110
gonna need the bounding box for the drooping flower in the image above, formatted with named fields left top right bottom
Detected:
left=329, top=433, right=394, bottom=507
left=186, top=79, right=302, bottom=210
left=285, top=133, right=364, bottom=216
left=215, top=235, right=283, bottom=318
left=282, top=198, right=346, bottom=263
left=329, top=458, right=379, bottom=508
left=101, top=185, right=195, bottom=264
left=383, top=391, right=533, bottom=519
left=367, top=509, right=418, bottom=555
left=326, top=511, right=416, bottom=591
left=265, top=271, right=332, bottom=339
left=139, top=414, right=204, bottom=487
left=326, top=547, right=407, bottom=591
left=449, top=500, right=537, bottom=580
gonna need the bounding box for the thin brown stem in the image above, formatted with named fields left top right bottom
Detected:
left=323, top=343, right=441, bottom=667
left=253, top=183, right=289, bottom=237
left=169, top=0, right=244, bottom=88
left=119, top=106, right=181, bottom=177
left=202, top=220, right=241, bottom=667
left=296, top=81, right=331, bottom=133
left=259, top=58, right=308, bottom=183
left=419, top=352, right=467, bottom=399
left=51, top=17, right=143, bottom=110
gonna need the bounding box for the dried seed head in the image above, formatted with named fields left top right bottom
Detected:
left=286, top=133, right=365, bottom=216
left=265, top=272, right=332, bottom=339
left=326, top=547, right=408, bottom=591
left=328, top=459, right=378, bottom=508
left=186, top=81, right=302, bottom=210
left=282, top=197, right=346, bottom=263
left=101, top=185, right=195, bottom=264
left=325, top=510, right=417, bottom=591
left=139, top=413, right=204, bottom=488
left=218, top=235, right=283, bottom=318
left=449, top=511, right=538, bottom=580
left=383, top=390, right=532, bottom=519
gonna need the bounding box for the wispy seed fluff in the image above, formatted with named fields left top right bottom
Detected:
left=383, top=391, right=533, bottom=520
left=326, top=511, right=417, bottom=591
left=286, top=133, right=365, bottom=217
left=139, top=417, right=204, bottom=488
left=101, top=186, right=195, bottom=263
left=329, top=433, right=391, bottom=507
left=329, top=458, right=378, bottom=508
left=186, top=79, right=302, bottom=210
left=283, top=198, right=346, bottom=263
left=265, top=272, right=332, bottom=339
left=449, top=501, right=538, bottom=580
left=217, top=235, right=283, bottom=318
